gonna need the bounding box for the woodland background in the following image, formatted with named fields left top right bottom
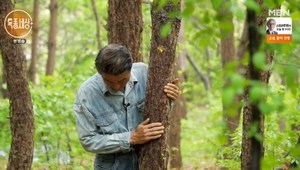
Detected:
left=0, top=0, right=300, bottom=169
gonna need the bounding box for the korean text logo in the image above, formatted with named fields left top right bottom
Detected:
left=4, top=10, right=33, bottom=44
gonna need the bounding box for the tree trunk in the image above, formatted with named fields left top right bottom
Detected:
left=169, top=67, right=186, bottom=169
left=169, top=18, right=187, bottom=169
left=139, top=1, right=181, bottom=170
left=107, top=0, right=143, bottom=62
left=90, top=0, right=102, bottom=49
left=29, top=0, right=39, bottom=84
left=46, top=0, right=58, bottom=75
left=0, top=1, right=34, bottom=170
left=241, top=1, right=272, bottom=169
left=216, top=0, right=241, bottom=147
left=205, top=47, right=211, bottom=83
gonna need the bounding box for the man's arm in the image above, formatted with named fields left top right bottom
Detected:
left=74, top=103, right=131, bottom=154
left=129, top=78, right=180, bottom=145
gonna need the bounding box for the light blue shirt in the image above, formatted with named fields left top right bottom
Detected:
left=74, top=63, right=148, bottom=170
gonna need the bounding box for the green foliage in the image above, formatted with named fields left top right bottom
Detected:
left=0, top=0, right=299, bottom=169
left=180, top=0, right=300, bottom=169
left=30, top=73, right=94, bottom=169
left=160, top=22, right=172, bottom=37
left=253, top=51, right=267, bottom=70
left=181, top=92, right=224, bottom=168
left=211, top=0, right=222, bottom=11
left=0, top=99, right=10, bottom=162
left=244, top=0, right=261, bottom=13
left=216, top=85, right=300, bottom=169
left=217, top=123, right=242, bottom=169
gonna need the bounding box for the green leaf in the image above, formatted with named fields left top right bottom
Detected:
left=222, top=88, right=235, bottom=106
left=249, top=86, right=263, bottom=102
left=244, top=0, right=261, bottom=13
left=181, top=3, right=194, bottom=17
left=253, top=52, right=265, bottom=70
left=158, top=0, right=168, bottom=9
left=284, top=66, right=298, bottom=93
left=231, top=73, right=245, bottom=94
left=160, top=22, right=172, bottom=37
left=258, top=101, right=273, bottom=115
left=211, top=0, right=222, bottom=11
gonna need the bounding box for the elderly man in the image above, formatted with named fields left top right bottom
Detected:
left=74, top=44, right=179, bottom=170
left=266, top=18, right=278, bottom=34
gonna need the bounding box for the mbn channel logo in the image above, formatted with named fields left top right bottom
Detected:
left=4, top=9, right=33, bottom=44
left=266, top=9, right=292, bottom=44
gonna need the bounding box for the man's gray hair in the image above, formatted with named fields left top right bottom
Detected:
left=95, top=44, right=133, bottom=75
left=267, top=18, right=276, bottom=25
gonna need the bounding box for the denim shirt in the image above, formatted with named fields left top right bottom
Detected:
left=74, top=63, right=148, bottom=170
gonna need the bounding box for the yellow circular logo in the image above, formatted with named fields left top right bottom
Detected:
left=4, top=10, right=33, bottom=38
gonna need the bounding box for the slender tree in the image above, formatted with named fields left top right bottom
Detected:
left=29, top=0, right=40, bottom=84
left=90, top=0, right=102, bottom=49
left=139, top=1, right=181, bottom=169
left=215, top=0, right=249, bottom=146
left=186, top=52, right=211, bottom=91
left=107, top=0, right=143, bottom=62
left=241, top=1, right=273, bottom=169
left=168, top=15, right=187, bottom=169
left=217, top=1, right=240, bottom=143
left=0, top=1, right=34, bottom=169
left=169, top=66, right=186, bottom=169
left=46, top=0, right=58, bottom=75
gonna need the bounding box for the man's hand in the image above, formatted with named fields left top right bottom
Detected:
left=164, top=78, right=179, bottom=101
left=130, top=118, right=164, bottom=145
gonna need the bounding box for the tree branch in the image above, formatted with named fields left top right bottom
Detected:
left=185, top=51, right=211, bottom=91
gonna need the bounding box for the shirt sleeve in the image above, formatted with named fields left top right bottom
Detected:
left=74, top=100, right=132, bottom=154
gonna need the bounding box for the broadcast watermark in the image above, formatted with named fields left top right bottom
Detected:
left=4, top=9, right=33, bottom=44
left=266, top=9, right=292, bottom=44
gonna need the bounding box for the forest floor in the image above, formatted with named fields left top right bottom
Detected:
left=181, top=102, right=224, bottom=170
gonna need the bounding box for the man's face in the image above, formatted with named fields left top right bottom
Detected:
left=267, top=20, right=276, bottom=31
left=101, top=71, right=130, bottom=91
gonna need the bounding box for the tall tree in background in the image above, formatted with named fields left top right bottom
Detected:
left=107, top=0, right=143, bottom=62
left=90, top=0, right=102, bottom=49
left=46, top=0, right=58, bottom=75
left=241, top=1, right=272, bottom=169
left=29, top=0, right=40, bottom=84
left=169, top=12, right=187, bottom=169
left=217, top=0, right=240, bottom=146
left=215, top=0, right=248, bottom=146
left=0, top=1, right=34, bottom=169
left=169, top=63, right=186, bottom=170
left=139, top=1, right=181, bottom=169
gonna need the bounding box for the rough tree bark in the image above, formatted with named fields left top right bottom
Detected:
left=29, top=0, right=39, bottom=84
left=241, top=1, right=272, bottom=169
left=0, top=1, right=34, bottom=170
left=139, top=1, right=181, bottom=170
left=46, top=0, right=58, bottom=75
left=107, top=0, right=143, bottom=62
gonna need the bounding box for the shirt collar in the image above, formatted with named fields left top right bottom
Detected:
left=97, top=71, right=138, bottom=96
